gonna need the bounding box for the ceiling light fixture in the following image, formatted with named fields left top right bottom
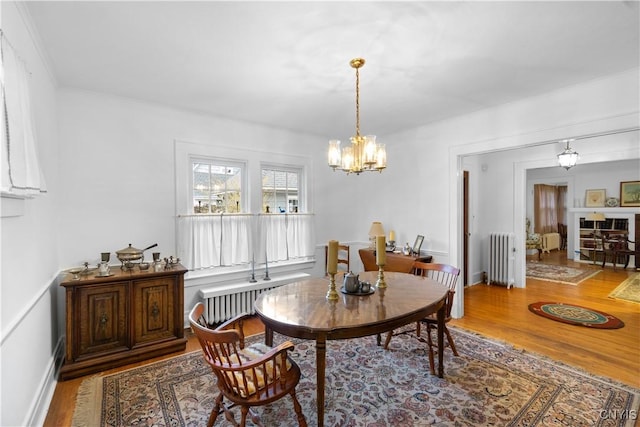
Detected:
left=328, top=58, right=386, bottom=175
left=557, top=139, right=579, bottom=170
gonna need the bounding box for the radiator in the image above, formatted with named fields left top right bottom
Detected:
left=199, top=272, right=309, bottom=324
left=488, top=232, right=515, bottom=289
left=542, top=232, right=560, bottom=253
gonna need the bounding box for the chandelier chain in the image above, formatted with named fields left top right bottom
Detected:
left=355, top=66, right=360, bottom=137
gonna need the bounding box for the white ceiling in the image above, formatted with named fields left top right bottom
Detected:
left=25, top=1, right=640, bottom=139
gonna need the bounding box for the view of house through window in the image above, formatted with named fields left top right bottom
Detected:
left=192, top=161, right=242, bottom=213
left=262, top=167, right=300, bottom=213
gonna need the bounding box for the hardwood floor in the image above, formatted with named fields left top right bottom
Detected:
left=43, top=251, right=639, bottom=426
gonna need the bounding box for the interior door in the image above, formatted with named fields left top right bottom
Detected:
left=463, top=170, right=469, bottom=286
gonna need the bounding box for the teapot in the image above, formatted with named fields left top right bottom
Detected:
left=343, top=271, right=360, bottom=293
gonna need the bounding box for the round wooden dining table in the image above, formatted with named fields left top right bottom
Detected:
left=254, top=271, right=449, bottom=427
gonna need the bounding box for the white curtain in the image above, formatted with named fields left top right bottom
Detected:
left=178, top=213, right=314, bottom=270
left=1, top=32, right=47, bottom=196
left=258, top=214, right=288, bottom=263
left=178, top=215, right=222, bottom=270
left=220, top=215, right=252, bottom=266
left=287, top=214, right=315, bottom=259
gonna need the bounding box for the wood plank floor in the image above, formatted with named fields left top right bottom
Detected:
left=43, top=251, right=639, bottom=426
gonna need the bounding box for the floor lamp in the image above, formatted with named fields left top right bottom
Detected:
left=586, top=212, right=606, bottom=263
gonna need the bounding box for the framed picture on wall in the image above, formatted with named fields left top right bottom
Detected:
left=585, top=189, right=606, bottom=207
left=620, top=181, right=640, bottom=207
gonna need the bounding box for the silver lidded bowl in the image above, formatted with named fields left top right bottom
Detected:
left=116, top=243, right=158, bottom=268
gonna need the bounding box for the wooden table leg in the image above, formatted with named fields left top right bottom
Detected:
left=264, top=326, right=273, bottom=347
left=437, top=305, right=445, bottom=378
left=316, top=337, right=327, bottom=426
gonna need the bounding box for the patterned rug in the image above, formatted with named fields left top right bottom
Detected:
left=609, top=273, right=640, bottom=303
left=526, top=261, right=601, bottom=285
left=528, top=301, right=625, bottom=329
left=72, top=325, right=640, bottom=427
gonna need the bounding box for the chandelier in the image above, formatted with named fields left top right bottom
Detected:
left=328, top=58, right=386, bottom=175
left=557, top=139, right=579, bottom=170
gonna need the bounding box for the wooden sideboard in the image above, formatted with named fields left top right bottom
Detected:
left=59, top=264, right=187, bottom=380
left=358, top=248, right=432, bottom=273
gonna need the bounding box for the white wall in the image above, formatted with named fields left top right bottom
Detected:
left=1, top=3, right=61, bottom=426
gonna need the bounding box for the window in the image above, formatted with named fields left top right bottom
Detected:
left=261, top=167, right=301, bottom=213
left=175, top=140, right=314, bottom=273
left=192, top=160, right=243, bottom=214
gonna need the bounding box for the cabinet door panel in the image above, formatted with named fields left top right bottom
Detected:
left=78, top=283, right=128, bottom=357
left=133, top=277, right=176, bottom=345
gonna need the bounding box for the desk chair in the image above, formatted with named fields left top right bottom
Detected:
left=384, top=262, right=460, bottom=375
left=189, top=303, right=307, bottom=427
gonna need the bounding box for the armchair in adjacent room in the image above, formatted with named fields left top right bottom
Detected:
left=525, top=218, right=542, bottom=260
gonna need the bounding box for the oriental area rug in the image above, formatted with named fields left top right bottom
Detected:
left=72, top=325, right=639, bottom=427
left=526, top=261, right=601, bottom=285
left=608, top=273, right=640, bottom=303
left=528, top=301, right=625, bottom=329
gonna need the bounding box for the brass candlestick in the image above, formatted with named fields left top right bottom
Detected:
left=327, top=272, right=339, bottom=301
left=376, top=264, right=387, bottom=288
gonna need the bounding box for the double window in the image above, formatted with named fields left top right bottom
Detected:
left=175, top=141, right=314, bottom=272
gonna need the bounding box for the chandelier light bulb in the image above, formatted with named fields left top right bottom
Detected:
left=557, top=139, right=579, bottom=170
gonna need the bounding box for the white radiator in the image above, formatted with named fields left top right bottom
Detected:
left=542, top=232, right=560, bottom=253
left=488, top=232, right=515, bottom=289
left=199, top=272, right=309, bottom=324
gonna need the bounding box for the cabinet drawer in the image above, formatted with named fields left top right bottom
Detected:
left=77, top=283, right=128, bottom=358
left=133, top=277, right=176, bottom=345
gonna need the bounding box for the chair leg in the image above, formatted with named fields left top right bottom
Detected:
left=425, top=323, right=436, bottom=376
left=208, top=393, right=224, bottom=427
left=416, top=321, right=421, bottom=337
left=444, top=325, right=459, bottom=356
left=383, top=331, right=393, bottom=349
left=240, top=405, right=250, bottom=427
left=290, top=390, right=308, bottom=427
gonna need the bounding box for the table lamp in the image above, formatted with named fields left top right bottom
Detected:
left=368, top=221, right=385, bottom=249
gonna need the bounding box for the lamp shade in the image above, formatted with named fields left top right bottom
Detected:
left=368, top=221, right=385, bottom=238
left=557, top=139, right=579, bottom=170
left=586, top=212, right=606, bottom=221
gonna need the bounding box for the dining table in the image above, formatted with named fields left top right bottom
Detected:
left=253, top=270, right=449, bottom=426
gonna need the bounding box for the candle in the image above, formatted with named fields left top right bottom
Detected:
left=327, top=240, right=339, bottom=274
left=376, top=235, right=386, bottom=265
left=389, top=230, right=396, bottom=241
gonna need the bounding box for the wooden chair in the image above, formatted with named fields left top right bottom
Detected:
left=325, top=243, right=350, bottom=275
left=383, top=262, right=460, bottom=375
left=189, top=303, right=307, bottom=427
left=601, top=232, right=637, bottom=271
